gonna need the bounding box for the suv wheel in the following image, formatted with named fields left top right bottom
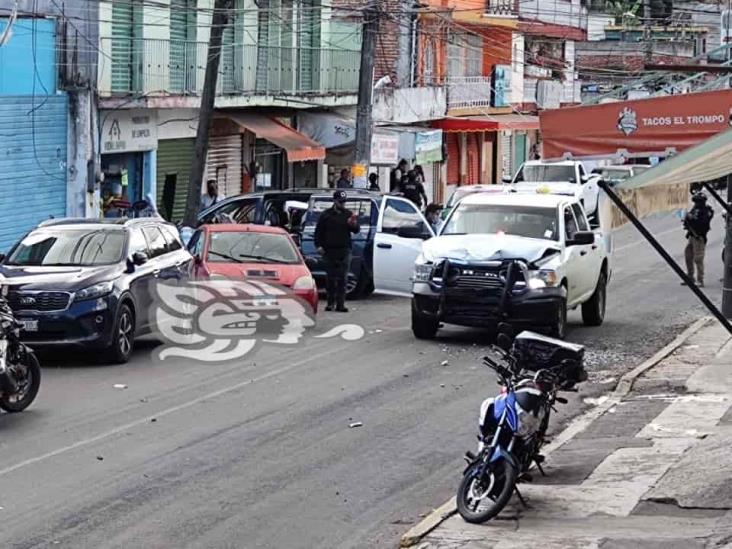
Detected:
left=107, top=303, right=135, bottom=364
left=412, top=299, right=439, bottom=340
left=582, top=272, right=607, bottom=326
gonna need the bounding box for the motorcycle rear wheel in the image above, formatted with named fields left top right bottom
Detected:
left=0, top=350, right=41, bottom=413
left=457, top=458, right=517, bottom=524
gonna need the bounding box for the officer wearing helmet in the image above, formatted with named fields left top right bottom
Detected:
left=682, top=190, right=714, bottom=287
left=314, top=190, right=360, bottom=312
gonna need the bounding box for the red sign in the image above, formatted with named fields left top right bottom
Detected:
left=539, top=90, right=732, bottom=160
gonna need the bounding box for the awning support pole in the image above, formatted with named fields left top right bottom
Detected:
left=702, top=182, right=732, bottom=216
left=599, top=180, right=732, bottom=334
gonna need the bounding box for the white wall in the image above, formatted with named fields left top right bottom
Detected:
left=511, top=32, right=525, bottom=105
left=157, top=108, right=201, bottom=140
left=97, top=1, right=113, bottom=94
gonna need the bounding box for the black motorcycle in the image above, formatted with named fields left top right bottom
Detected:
left=457, top=327, right=587, bottom=523
left=0, top=292, right=41, bottom=412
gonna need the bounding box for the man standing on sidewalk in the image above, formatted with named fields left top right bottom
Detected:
left=314, top=190, right=360, bottom=312
left=682, top=192, right=714, bottom=287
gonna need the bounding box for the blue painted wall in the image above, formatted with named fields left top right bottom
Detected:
left=0, top=18, right=57, bottom=95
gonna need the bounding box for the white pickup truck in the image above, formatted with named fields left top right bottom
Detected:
left=411, top=193, right=611, bottom=340
left=507, top=160, right=601, bottom=221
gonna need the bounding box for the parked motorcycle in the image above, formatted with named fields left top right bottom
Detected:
left=0, top=288, right=41, bottom=412
left=456, top=327, right=587, bottom=523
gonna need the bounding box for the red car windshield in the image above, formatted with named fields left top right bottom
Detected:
left=207, top=232, right=300, bottom=264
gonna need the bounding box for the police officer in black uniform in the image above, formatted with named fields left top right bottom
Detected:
left=396, top=170, right=428, bottom=209
left=314, top=190, right=360, bottom=312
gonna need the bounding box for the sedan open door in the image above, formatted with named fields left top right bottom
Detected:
left=373, top=197, right=434, bottom=296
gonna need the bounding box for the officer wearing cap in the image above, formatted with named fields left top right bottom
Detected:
left=314, top=190, right=360, bottom=311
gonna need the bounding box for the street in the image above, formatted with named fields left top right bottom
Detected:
left=0, top=212, right=726, bottom=549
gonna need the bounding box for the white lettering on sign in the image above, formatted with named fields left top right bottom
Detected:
left=642, top=113, right=725, bottom=128
left=101, top=109, right=158, bottom=154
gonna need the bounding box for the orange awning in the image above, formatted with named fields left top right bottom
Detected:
left=433, top=114, right=540, bottom=133
left=223, top=113, right=325, bottom=162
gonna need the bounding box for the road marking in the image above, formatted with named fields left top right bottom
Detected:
left=0, top=346, right=340, bottom=478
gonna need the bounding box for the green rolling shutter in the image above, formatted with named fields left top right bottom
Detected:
left=298, top=0, right=320, bottom=92
left=157, top=138, right=195, bottom=222
left=111, top=2, right=134, bottom=93
left=170, top=0, right=195, bottom=92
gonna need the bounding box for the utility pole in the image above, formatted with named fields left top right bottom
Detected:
left=183, top=0, right=233, bottom=227
left=723, top=175, right=732, bottom=318
left=396, top=0, right=412, bottom=88
left=352, top=2, right=379, bottom=189
left=643, top=0, right=653, bottom=65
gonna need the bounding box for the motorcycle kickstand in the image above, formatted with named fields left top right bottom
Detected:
left=514, top=485, right=528, bottom=508
left=535, top=460, right=546, bottom=477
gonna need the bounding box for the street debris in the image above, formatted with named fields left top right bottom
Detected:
left=440, top=384, right=446, bottom=388
left=113, top=384, right=128, bottom=390
left=349, top=422, right=363, bottom=428
left=96, top=456, right=104, bottom=461
left=599, top=377, right=616, bottom=384
left=440, top=360, right=449, bottom=366
left=151, top=418, right=157, bottom=423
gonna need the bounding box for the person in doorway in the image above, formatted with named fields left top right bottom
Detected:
left=390, top=159, right=408, bottom=192
left=314, top=190, right=360, bottom=312
left=682, top=192, right=714, bottom=287
left=336, top=169, right=352, bottom=189
left=397, top=170, right=428, bottom=209
left=425, top=203, right=443, bottom=235
left=414, top=164, right=426, bottom=185
left=368, top=172, right=380, bottom=191
left=201, top=179, right=225, bottom=210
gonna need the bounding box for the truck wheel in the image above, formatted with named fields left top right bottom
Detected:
left=582, top=272, right=607, bottom=326
left=412, top=300, right=439, bottom=340
left=549, top=298, right=567, bottom=339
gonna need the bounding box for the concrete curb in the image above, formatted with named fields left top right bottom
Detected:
left=399, top=316, right=712, bottom=548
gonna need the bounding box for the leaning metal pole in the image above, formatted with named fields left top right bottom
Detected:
left=723, top=175, right=732, bottom=318
left=598, top=180, right=732, bottom=334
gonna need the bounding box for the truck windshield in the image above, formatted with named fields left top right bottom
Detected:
left=516, top=165, right=576, bottom=183
left=442, top=204, right=559, bottom=241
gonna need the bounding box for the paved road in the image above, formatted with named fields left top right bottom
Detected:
left=0, top=213, right=726, bottom=549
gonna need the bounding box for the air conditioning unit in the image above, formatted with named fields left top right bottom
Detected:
left=536, top=80, right=563, bottom=109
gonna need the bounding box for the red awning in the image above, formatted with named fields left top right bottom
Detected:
left=539, top=89, right=732, bottom=160
left=223, top=113, right=325, bottom=162
left=432, top=114, right=540, bottom=133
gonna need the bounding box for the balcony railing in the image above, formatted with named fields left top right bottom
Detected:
left=445, top=76, right=493, bottom=110
left=485, top=0, right=518, bottom=17
left=100, top=37, right=360, bottom=97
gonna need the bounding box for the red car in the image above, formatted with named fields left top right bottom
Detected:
left=187, top=224, right=318, bottom=312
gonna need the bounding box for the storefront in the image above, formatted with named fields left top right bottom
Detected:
left=100, top=109, right=157, bottom=218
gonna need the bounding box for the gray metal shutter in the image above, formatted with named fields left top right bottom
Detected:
left=156, top=138, right=195, bottom=222
left=220, top=18, right=236, bottom=93
left=256, top=0, right=271, bottom=92
left=501, top=131, right=513, bottom=181
left=111, top=2, right=134, bottom=93
left=298, top=0, right=320, bottom=92
left=0, top=96, right=67, bottom=252
left=206, top=134, right=242, bottom=198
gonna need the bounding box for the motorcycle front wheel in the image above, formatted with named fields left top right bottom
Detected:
left=457, top=458, right=517, bottom=524
left=0, top=350, right=41, bottom=413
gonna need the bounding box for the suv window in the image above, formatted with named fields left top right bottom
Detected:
left=201, top=198, right=257, bottom=224
left=564, top=207, right=579, bottom=241
left=160, top=225, right=183, bottom=252
left=571, top=204, right=589, bottom=232
left=303, top=199, right=374, bottom=230
left=142, top=226, right=168, bottom=258
left=187, top=230, right=204, bottom=257
left=128, top=228, right=149, bottom=257
left=382, top=198, right=424, bottom=234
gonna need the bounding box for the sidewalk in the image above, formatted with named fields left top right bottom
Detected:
left=403, top=320, right=732, bottom=549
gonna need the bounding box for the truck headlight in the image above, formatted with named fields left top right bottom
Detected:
left=528, top=269, right=559, bottom=289
left=414, top=263, right=433, bottom=282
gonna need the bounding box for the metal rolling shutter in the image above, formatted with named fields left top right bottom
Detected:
left=298, top=0, right=319, bottom=92
left=501, top=131, right=513, bottom=181
left=156, top=138, right=195, bottom=222
left=206, top=134, right=243, bottom=198
left=446, top=133, right=459, bottom=185
left=0, top=96, right=67, bottom=252
left=111, top=2, right=134, bottom=93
